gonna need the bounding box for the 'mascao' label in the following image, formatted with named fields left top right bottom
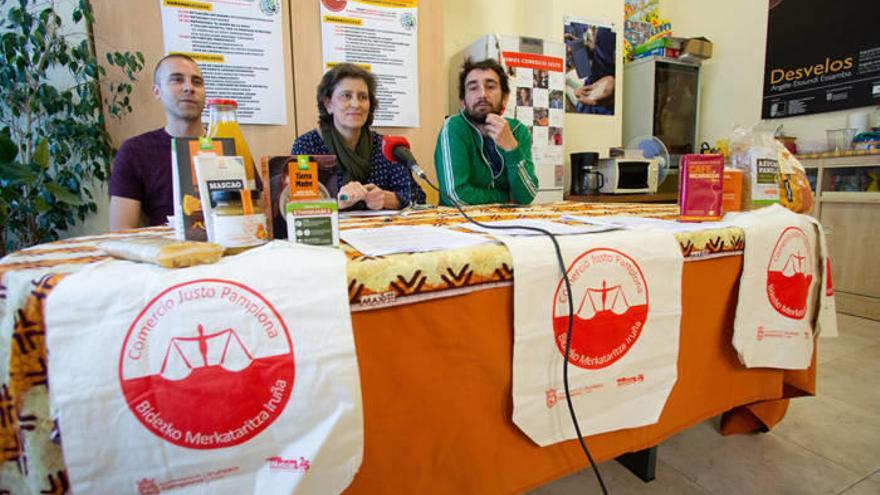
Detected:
left=119, top=279, right=294, bottom=449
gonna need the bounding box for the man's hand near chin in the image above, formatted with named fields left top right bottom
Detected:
left=484, top=113, right=518, bottom=152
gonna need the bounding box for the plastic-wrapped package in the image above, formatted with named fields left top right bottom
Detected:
left=729, top=126, right=780, bottom=209
left=728, top=126, right=753, bottom=209
left=729, top=125, right=813, bottom=213
left=775, top=141, right=814, bottom=214
left=100, top=237, right=223, bottom=268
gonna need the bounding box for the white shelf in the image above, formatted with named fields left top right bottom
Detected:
left=820, top=191, right=880, bottom=203
left=807, top=153, right=880, bottom=319
left=800, top=154, right=880, bottom=168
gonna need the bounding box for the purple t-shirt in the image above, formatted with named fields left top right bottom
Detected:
left=109, top=128, right=173, bottom=226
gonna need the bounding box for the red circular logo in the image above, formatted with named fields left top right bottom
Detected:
left=766, top=227, right=813, bottom=319
left=824, top=257, right=833, bottom=297
left=119, top=279, right=294, bottom=449
left=552, top=248, right=649, bottom=369
left=321, top=0, right=348, bottom=12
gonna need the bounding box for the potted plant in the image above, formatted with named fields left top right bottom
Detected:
left=0, top=0, right=143, bottom=256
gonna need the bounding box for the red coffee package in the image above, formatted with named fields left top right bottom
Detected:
left=679, top=154, right=724, bottom=222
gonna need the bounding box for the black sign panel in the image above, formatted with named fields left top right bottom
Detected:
left=762, top=0, right=880, bottom=119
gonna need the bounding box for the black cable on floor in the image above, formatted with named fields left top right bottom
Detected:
left=412, top=172, right=608, bottom=494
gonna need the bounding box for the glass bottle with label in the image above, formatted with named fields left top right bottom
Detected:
left=207, top=98, right=256, bottom=189
left=210, top=189, right=268, bottom=253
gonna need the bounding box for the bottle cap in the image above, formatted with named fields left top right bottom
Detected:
left=206, top=98, right=238, bottom=107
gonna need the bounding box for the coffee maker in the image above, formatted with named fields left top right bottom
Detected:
left=569, top=152, right=602, bottom=195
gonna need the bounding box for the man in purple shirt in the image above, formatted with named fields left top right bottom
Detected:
left=109, top=54, right=206, bottom=230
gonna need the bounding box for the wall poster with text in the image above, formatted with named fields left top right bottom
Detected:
left=320, top=0, right=419, bottom=127
left=160, top=0, right=288, bottom=125
left=762, top=0, right=879, bottom=119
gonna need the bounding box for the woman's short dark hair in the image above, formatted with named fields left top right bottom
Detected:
left=458, top=57, right=510, bottom=101
left=317, top=63, right=379, bottom=127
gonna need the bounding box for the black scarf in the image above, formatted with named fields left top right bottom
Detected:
left=320, top=121, right=372, bottom=183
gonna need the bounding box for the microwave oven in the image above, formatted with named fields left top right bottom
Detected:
left=597, top=158, right=658, bottom=194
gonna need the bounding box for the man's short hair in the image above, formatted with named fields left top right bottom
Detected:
left=316, top=63, right=379, bottom=127
left=458, top=57, right=510, bottom=101
left=153, top=54, right=200, bottom=85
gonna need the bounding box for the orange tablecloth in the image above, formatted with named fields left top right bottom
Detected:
left=0, top=203, right=815, bottom=494
left=344, top=255, right=815, bottom=494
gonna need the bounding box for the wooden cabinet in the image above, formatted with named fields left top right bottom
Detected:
left=801, top=154, right=880, bottom=320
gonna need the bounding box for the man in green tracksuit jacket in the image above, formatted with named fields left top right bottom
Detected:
left=434, top=58, right=539, bottom=206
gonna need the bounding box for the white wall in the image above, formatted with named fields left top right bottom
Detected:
left=443, top=1, right=526, bottom=113
left=443, top=0, right=625, bottom=194
left=663, top=0, right=879, bottom=150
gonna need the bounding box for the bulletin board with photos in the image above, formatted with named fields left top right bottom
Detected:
left=499, top=36, right=566, bottom=189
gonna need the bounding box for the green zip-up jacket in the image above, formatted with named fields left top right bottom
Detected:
left=434, top=110, right=538, bottom=205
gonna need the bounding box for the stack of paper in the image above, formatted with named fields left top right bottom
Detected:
left=340, top=209, right=403, bottom=218
left=563, top=215, right=734, bottom=233
left=340, top=226, right=494, bottom=256
left=458, top=219, right=616, bottom=236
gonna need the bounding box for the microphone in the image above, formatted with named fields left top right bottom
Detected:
left=382, top=135, right=428, bottom=180
left=382, top=134, right=602, bottom=491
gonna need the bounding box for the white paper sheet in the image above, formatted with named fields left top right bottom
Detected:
left=564, top=214, right=735, bottom=233
left=340, top=226, right=494, bottom=256
left=459, top=219, right=616, bottom=236
left=340, top=210, right=404, bottom=218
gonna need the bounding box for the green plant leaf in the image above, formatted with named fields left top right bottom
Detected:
left=34, top=138, right=49, bottom=168
left=45, top=181, right=84, bottom=205
left=0, top=129, right=17, bottom=162
left=0, top=160, right=37, bottom=182
left=35, top=196, right=49, bottom=213
left=0, top=0, right=142, bottom=251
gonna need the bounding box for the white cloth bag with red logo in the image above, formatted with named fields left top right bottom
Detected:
left=807, top=216, right=838, bottom=338
left=500, top=229, right=683, bottom=447
left=728, top=205, right=822, bottom=369
left=45, top=241, right=362, bottom=494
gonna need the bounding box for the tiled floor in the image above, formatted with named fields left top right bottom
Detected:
left=528, top=314, right=880, bottom=495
